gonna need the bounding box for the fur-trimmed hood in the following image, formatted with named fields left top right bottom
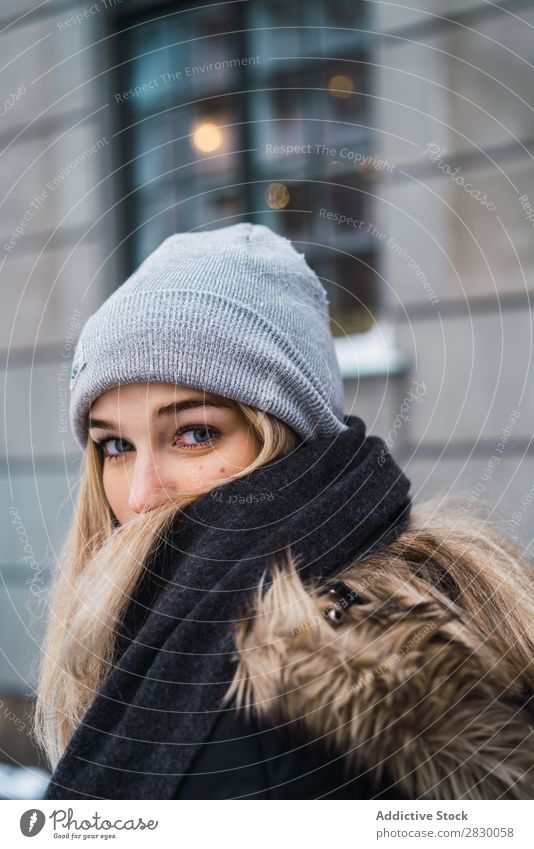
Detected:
left=223, top=548, right=534, bottom=800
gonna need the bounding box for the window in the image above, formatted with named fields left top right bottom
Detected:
left=116, top=0, right=378, bottom=335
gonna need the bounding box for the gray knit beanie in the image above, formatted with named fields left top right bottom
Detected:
left=69, top=222, right=349, bottom=449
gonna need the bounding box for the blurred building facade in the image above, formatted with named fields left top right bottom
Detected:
left=1, top=0, right=533, bottom=765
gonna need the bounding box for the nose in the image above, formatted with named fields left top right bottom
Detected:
left=127, top=451, right=176, bottom=514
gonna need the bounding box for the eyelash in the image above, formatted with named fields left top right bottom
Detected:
left=94, top=423, right=221, bottom=460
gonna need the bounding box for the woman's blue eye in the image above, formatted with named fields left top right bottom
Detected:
left=96, top=425, right=219, bottom=459
left=176, top=426, right=218, bottom=448
left=100, top=437, right=131, bottom=459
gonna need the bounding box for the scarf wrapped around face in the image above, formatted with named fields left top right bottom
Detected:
left=44, top=414, right=412, bottom=799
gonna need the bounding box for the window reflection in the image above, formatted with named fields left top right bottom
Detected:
left=119, top=0, right=377, bottom=335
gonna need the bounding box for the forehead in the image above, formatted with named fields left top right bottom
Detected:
left=90, top=382, right=224, bottom=412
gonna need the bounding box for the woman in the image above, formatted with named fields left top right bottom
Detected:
left=36, top=223, right=534, bottom=800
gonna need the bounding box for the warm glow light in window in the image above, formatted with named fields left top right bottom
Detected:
left=266, top=183, right=290, bottom=209
left=328, top=74, right=353, bottom=98
left=191, top=122, right=223, bottom=152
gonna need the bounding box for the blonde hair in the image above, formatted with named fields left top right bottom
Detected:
left=34, top=402, right=534, bottom=789
left=33, top=402, right=301, bottom=769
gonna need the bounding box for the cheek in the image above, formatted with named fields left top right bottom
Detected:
left=223, top=427, right=260, bottom=467
left=187, top=432, right=258, bottom=484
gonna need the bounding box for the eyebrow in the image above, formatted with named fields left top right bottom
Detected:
left=88, top=395, right=233, bottom=431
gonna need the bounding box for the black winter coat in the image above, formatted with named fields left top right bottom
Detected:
left=175, top=697, right=406, bottom=800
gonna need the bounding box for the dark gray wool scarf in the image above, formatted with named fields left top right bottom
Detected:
left=44, top=413, right=411, bottom=799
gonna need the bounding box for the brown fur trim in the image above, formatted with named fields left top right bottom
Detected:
left=222, top=549, right=534, bottom=799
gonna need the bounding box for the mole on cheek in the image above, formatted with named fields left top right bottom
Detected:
left=219, top=467, right=226, bottom=473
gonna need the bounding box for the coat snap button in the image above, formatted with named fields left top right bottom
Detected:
left=325, top=606, right=344, bottom=623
